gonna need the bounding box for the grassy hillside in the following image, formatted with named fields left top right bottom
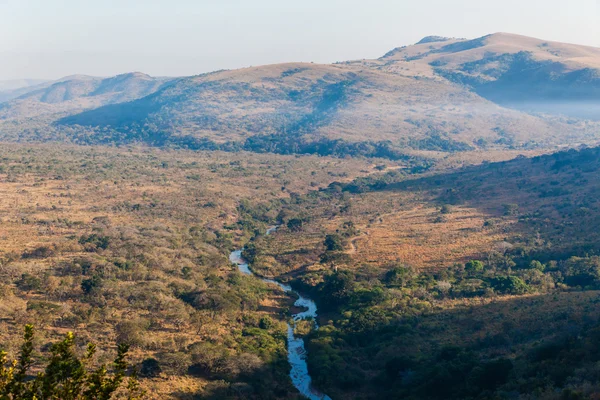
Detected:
left=0, top=34, right=596, bottom=158
left=0, top=143, right=389, bottom=399
left=239, top=145, right=600, bottom=399
left=55, top=62, right=599, bottom=157
left=0, top=73, right=171, bottom=136
left=384, top=33, right=600, bottom=119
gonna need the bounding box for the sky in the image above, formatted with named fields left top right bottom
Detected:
left=0, top=0, right=599, bottom=80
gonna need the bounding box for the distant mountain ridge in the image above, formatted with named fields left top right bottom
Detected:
left=0, top=79, right=49, bottom=92
left=7, top=72, right=168, bottom=104
left=0, top=73, right=172, bottom=124
left=2, top=33, right=600, bottom=159
left=382, top=33, right=600, bottom=118
left=0, top=79, right=51, bottom=103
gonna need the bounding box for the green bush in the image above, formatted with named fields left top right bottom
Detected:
left=465, top=260, right=484, bottom=273
left=324, top=234, right=345, bottom=251
left=491, top=276, right=529, bottom=295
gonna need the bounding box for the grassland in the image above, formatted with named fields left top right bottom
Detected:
left=0, top=143, right=380, bottom=399
left=3, top=142, right=600, bottom=399
left=243, top=145, right=600, bottom=399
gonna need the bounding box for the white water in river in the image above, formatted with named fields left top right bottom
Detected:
left=229, top=227, right=331, bottom=400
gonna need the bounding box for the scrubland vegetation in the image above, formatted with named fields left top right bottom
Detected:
left=0, top=144, right=377, bottom=399
left=3, top=142, right=600, bottom=399
left=3, top=30, right=600, bottom=400
left=243, top=146, right=600, bottom=399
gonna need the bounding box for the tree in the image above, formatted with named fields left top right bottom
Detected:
left=115, top=319, right=150, bottom=348
left=78, top=234, right=110, bottom=251
left=502, top=204, right=519, bottom=216
left=81, top=275, right=103, bottom=295
left=560, top=256, right=600, bottom=288
left=440, top=204, right=452, bottom=214
left=491, top=276, right=529, bottom=295
left=465, top=260, right=484, bottom=273
left=467, top=358, right=513, bottom=391
left=16, top=273, right=42, bottom=292
left=324, top=234, right=345, bottom=251
left=0, top=325, right=143, bottom=399
left=529, top=260, right=545, bottom=272
left=385, top=266, right=415, bottom=288
left=286, top=218, right=303, bottom=232
left=139, top=358, right=162, bottom=378
left=320, top=271, right=356, bottom=307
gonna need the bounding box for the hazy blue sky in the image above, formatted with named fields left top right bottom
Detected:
left=1, top=0, right=599, bottom=80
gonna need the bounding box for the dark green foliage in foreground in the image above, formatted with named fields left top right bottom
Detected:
left=297, top=259, right=600, bottom=399
left=0, top=325, right=143, bottom=399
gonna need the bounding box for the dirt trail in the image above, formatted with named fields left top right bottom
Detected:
left=346, top=232, right=368, bottom=255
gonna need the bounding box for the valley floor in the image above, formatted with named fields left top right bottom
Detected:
left=1, top=143, right=600, bottom=399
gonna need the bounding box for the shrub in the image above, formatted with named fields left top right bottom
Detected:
left=286, top=218, right=304, bottom=232
left=319, top=271, right=356, bottom=308
left=81, top=275, right=103, bottom=295
left=440, top=204, right=452, bottom=214
left=22, top=245, right=55, bottom=259
left=529, top=260, right=545, bottom=271
left=503, top=203, right=519, bottom=216
left=324, top=234, right=345, bottom=251
left=115, top=319, right=150, bottom=348
left=158, top=352, right=192, bottom=375
left=385, top=266, right=415, bottom=288
left=188, top=342, right=229, bottom=377
left=491, top=276, right=529, bottom=295
left=16, top=273, right=42, bottom=292
left=139, top=358, right=162, bottom=378
left=78, top=234, right=110, bottom=250
left=259, top=317, right=273, bottom=330
left=465, top=260, right=484, bottom=273
left=468, top=358, right=513, bottom=391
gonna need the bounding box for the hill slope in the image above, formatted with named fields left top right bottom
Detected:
left=61, top=63, right=561, bottom=151
left=0, top=79, right=50, bottom=102
left=226, top=143, right=600, bottom=399
left=2, top=33, right=600, bottom=156
left=0, top=73, right=171, bottom=125
left=383, top=33, right=600, bottom=118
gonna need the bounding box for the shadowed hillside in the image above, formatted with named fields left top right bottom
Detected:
left=233, top=144, right=600, bottom=399
left=1, top=33, right=600, bottom=160
left=0, top=73, right=171, bottom=122
left=383, top=33, right=600, bottom=119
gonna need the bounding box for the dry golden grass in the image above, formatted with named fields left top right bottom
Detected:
left=330, top=203, right=512, bottom=268
left=0, top=143, right=384, bottom=397
left=255, top=185, right=516, bottom=277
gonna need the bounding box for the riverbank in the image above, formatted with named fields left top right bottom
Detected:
left=229, top=227, right=331, bottom=400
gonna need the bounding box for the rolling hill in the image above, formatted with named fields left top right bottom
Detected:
left=382, top=33, right=600, bottom=118
left=0, top=78, right=50, bottom=102
left=0, top=73, right=171, bottom=128
left=2, top=33, right=600, bottom=157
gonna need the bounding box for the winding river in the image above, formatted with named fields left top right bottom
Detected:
left=229, top=226, right=331, bottom=400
